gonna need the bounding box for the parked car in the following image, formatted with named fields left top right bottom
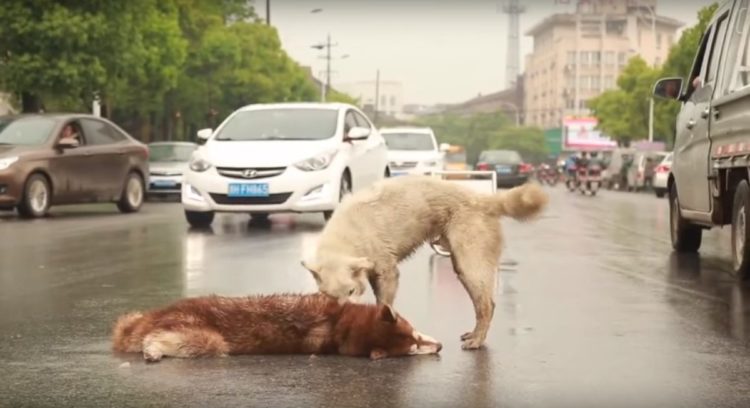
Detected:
left=181, top=102, right=389, bottom=227
left=147, top=141, right=198, bottom=198
left=380, top=126, right=443, bottom=176
left=0, top=114, right=149, bottom=218
left=475, top=149, right=532, bottom=188
left=653, top=152, right=673, bottom=198
left=626, top=150, right=668, bottom=192
left=652, top=0, right=750, bottom=277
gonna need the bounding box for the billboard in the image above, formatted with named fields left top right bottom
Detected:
left=563, top=117, right=617, bottom=150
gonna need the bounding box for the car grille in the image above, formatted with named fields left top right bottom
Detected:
left=389, top=161, right=417, bottom=170
left=216, top=166, right=286, bottom=180
left=209, top=192, right=292, bottom=205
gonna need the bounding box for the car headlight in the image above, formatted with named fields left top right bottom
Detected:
left=189, top=156, right=213, bottom=172
left=0, top=157, right=18, bottom=171
left=294, top=150, right=338, bottom=172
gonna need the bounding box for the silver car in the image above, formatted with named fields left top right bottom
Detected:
left=147, top=142, right=198, bottom=197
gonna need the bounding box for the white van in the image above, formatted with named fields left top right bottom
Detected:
left=380, top=127, right=443, bottom=176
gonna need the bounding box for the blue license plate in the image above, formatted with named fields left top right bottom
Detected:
left=391, top=172, right=407, bottom=177
left=495, top=165, right=512, bottom=174
left=152, top=179, right=177, bottom=187
left=228, top=183, right=269, bottom=197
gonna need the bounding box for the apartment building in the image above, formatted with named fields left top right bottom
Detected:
left=524, top=0, right=683, bottom=129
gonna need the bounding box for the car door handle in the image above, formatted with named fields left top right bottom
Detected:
left=713, top=107, right=720, bottom=119
left=701, top=107, right=710, bottom=119
left=686, top=119, right=696, bottom=129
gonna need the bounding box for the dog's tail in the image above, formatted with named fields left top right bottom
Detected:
left=111, top=311, right=145, bottom=353
left=479, top=182, right=548, bottom=220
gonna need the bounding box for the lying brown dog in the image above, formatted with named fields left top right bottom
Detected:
left=112, top=293, right=442, bottom=362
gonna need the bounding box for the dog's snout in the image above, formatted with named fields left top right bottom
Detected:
left=436, top=342, right=443, bottom=353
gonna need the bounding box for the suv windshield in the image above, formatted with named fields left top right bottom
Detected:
left=149, top=144, right=197, bottom=162
left=213, top=108, right=339, bottom=141
left=383, top=133, right=435, bottom=151
left=480, top=150, right=522, bottom=163
left=0, top=117, right=57, bottom=145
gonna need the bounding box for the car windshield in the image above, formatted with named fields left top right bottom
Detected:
left=383, top=133, right=435, bottom=151
left=213, top=108, right=339, bottom=141
left=149, top=144, right=197, bottom=162
left=480, top=150, right=522, bottom=163
left=445, top=151, right=467, bottom=163
left=0, top=117, right=57, bottom=146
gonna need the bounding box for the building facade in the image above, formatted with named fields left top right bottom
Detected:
left=524, top=0, right=683, bottom=129
left=336, top=81, right=404, bottom=117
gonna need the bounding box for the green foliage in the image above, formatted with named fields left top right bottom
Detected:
left=0, top=0, right=333, bottom=142
left=589, top=3, right=719, bottom=147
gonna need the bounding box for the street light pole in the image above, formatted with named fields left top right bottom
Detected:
left=326, top=33, right=331, bottom=98
left=648, top=97, right=654, bottom=143
left=266, top=0, right=270, bottom=24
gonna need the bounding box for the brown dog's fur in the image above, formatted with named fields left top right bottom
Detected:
left=111, top=293, right=441, bottom=362
left=302, top=175, right=548, bottom=349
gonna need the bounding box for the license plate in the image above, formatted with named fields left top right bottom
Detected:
left=228, top=183, right=269, bottom=197
left=391, top=172, right=407, bottom=177
left=152, top=179, right=177, bottom=187
left=496, top=165, right=512, bottom=174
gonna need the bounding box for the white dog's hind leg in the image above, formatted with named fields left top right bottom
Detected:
left=447, top=219, right=501, bottom=350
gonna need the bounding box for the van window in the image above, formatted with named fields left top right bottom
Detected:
left=726, top=2, right=750, bottom=91
left=706, top=13, right=730, bottom=86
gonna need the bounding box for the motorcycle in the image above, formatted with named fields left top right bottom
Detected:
left=536, top=164, right=559, bottom=186
left=576, top=163, right=603, bottom=196
left=565, top=166, right=579, bottom=192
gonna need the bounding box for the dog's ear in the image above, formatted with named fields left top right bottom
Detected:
left=349, top=257, right=374, bottom=276
left=379, top=304, right=398, bottom=324
left=301, top=260, right=321, bottom=279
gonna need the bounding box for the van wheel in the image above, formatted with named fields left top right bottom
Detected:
left=669, top=183, right=702, bottom=252
left=324, top=171, right=352, bottom=221
left=17, top=174, right=51, bottom=219
left=185, top=210, right=214, bottom=228
left=117, top=172, right=144, bottom=213
left=731, top=180, right=750, bottom=278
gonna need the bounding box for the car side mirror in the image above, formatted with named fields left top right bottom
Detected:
left=197, top=128, right=212, bottom=140
left=653, top=77, right=683, bottom=101
left=57, top=138, right=80, bottom=149
left=344, top=126, right=370, bottom=142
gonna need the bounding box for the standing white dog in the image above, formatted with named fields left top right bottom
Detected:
left=302, top=175, right=548, bottom=349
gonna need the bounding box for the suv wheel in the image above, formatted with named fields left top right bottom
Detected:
left=18, top=174, right=51, bottom=219
left=669, top=183, right=702, bottom=252
left=731, top=180, right=750, bottom=278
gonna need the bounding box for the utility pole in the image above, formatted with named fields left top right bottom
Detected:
left=326, top=34, right=331, bottom=97
left=374, top=69, right=380, bottom=123
left=266, top=0, right=270, bottom=24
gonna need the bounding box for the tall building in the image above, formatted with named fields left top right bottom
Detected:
left=523, top=0, right=683, bottom=129
left=337, top=80, right=404, bottom=117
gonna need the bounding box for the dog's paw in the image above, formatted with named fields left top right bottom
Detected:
left=460, top=332, right=475, bottom=341
left=461, top=338, right=485, bottom=350
left=143, top=350, right=163, bottom=363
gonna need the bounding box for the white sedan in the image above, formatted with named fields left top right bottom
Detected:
left=653, top=152, right=673, bottom=198
left=181, top=102, right=389, bottom=227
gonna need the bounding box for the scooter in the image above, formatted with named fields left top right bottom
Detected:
left=576, top=164, right=603, bottom=196
left=565, top=167, right=579, bottom=192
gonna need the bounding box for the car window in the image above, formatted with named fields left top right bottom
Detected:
left=80, top=119, right=127, bottom=146
left=0, top=117, right=57, bottom=145
left=479, top=150, right=522, bottom=163
left=344, top=111, right=358, bottom=134
left=214, top=108, right=339, bottom=141
left=383, top=132, right=436, bottom=151
left=149, top=144, right=197, bottom=162
left=352, top=111, right=372, bottom=130
left=685, top=29, right=713, bottom=99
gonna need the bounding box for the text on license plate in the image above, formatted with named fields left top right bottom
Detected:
left=496, top=165, right=512, bottom=174
left=228, top=183, right=269, bottom=197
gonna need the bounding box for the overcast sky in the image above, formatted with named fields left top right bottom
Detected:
left=266, top=0, right=711, bottom=105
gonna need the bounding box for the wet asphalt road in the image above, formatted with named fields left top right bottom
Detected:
left=2, top=187, right=750, bottom=408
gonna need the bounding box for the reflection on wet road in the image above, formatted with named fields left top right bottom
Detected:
left=2, top=187, right=750, bottom=407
